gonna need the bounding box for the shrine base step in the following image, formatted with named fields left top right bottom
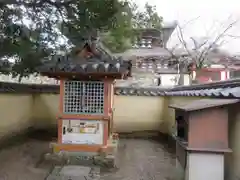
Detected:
left=44, top=152, right=119, bottom=169
left=45, top=165, right=100, bottom=180
left=44, top=138, right=119, bottom=169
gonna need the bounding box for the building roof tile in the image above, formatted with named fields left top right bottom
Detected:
left=165, top=79, right=240, bottom=98
left=169, top=99, right=240, bottom=111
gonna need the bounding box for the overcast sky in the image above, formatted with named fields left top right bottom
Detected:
left=134, top=0, right=240, bottom=54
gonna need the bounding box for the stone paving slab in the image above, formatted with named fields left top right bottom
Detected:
left=46, top=165, right=100, bottom=180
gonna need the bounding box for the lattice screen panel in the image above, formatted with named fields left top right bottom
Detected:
left=63, top=81, right=104, bottom=114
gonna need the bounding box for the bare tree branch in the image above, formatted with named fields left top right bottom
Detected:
left=174, top=17, right=201, bottom=59
left=181, top=16, right=201, bottom=28
left=225, top=34, right=240, bottom=38
left=164, top=16, right=239, bottom=85
left=197, top=19, right=239, bottom=67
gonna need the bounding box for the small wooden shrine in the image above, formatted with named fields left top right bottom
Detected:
left=169, top=99, right=239, bottom=180
left=38, top=37, right=132, bottom=157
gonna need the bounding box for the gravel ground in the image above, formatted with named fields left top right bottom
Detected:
left=0, top=140, right=50, bottom=180
left=101, top=138, right=177, bottom=180
left=0, top=136, right=177, bottom=180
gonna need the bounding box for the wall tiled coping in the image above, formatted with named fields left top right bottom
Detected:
left=168, top=78, right=240, bottom=91
left=0, top=82, right=59, bottom=94
left=0, top=81, right=167, bottom=96
left=166, top=79, right=240, bottom=98
left=0, top=78, right=240, bottom=98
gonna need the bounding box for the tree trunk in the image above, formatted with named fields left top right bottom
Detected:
left=18, top=74, right=23, bottom=83
left=178, top=73, right=185, bottom=86
left=177, top=62, right=185, bottom=86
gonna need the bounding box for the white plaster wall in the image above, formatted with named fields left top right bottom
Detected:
left=160, top=74, right=190, bottom=87
left=113, top=96, right=166, bottom=132
left=0, top=94, right=32, bottom=140
left=187, top=153, right=224, bottom=180
left=184, top=74, right=190, bottom=85
left=220, top=71, right=227, bottom=81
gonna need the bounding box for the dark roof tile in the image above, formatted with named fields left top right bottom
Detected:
left=166, top=78, right=240, bottom=98
left=38, top=40, right=132, bottom=79
left=38, top=57, right=132, bottom=79
left=169, top=99, right=240, bottom=111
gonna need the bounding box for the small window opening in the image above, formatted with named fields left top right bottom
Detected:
left=176, top=115, right=188, bottom=142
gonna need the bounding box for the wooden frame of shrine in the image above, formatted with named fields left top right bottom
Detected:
left=38, top=39, right=132, bottom=155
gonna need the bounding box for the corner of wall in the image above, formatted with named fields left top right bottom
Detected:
left=163, top=96, right=175, bottom=135
left=30, top=94, right=58, bottom=129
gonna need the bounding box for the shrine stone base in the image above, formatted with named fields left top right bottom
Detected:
left=44, top=137, right=119, bottom=170
left=46, top=165, right=100, bottom=180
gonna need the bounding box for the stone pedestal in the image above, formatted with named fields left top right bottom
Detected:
left=46, top=165, right=100, bottom=180
left=44, top=136, right=119, bottom=169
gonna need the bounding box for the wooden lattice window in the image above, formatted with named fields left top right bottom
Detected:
left=63, top=81, right=104, bottom=114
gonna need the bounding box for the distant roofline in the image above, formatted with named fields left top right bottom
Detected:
left=133, top=22, right=177, bottom=32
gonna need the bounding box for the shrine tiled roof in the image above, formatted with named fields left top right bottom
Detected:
left=37, top=41, right=132, bottom=79
left=38, top=55, right=132, bottom=79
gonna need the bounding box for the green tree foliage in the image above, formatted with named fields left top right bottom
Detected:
left=0, top=0, right=163, bottom=78
left=0, top=0, right=126, bottom=79
left=103, top=2, right=163, bottom=53
left=132, top=3, right=163, bottom=29
left=101, top=1, right=134, bottom=53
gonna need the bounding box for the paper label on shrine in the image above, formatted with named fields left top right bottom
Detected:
left=62, top=120, right=104, bottom=145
